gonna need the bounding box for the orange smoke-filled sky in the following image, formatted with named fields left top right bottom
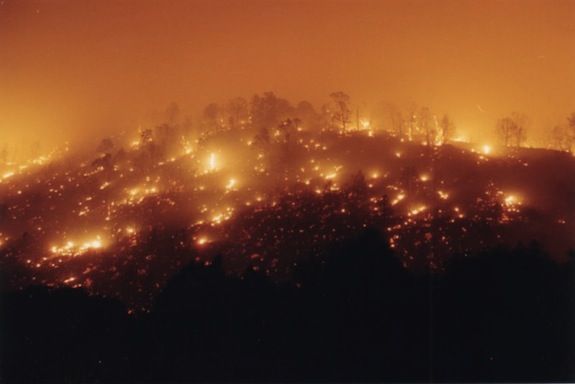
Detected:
left=1, top=0, right=574, bottom=149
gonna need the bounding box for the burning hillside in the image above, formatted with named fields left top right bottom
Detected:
left=1, top=111, right=573, bottom=310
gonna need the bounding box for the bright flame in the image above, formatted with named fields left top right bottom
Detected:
left=50, top=235, right=105, bottom=257
left=225, top=178, right=237, bottom=190
left=324, top=172, right=337, bottom=180
left=452, top=135, right=469, bottom=143
left=2, top=171, right=15, bottom=180
left=504, top=194, right=521, bottom=206
left=409, top=205, right=427, bottom=216
left=207, top=153, right=217, bottom=172
left=391, top=193, right=406, bottom=206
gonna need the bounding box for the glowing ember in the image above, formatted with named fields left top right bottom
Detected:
left=391, top=193, right=406, bottom=206
left=504, top=194, right=520, bottom=206
left=207, top=152, right=218, bottom=172
left=2, top=171, right=15, bottom=180
left=324, top=172, right=337, bottom=180
left=50, top=236, right=105, bottom=257
left=225, top=178, right=237, bottom=190
left=409, top=205, right=427, bottom=216
left=482, top=144, right=492, bottom=155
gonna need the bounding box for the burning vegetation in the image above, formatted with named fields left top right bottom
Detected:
left=2, top=1, right=575, bottom=381
left=1, top=93, right=574, bottom=310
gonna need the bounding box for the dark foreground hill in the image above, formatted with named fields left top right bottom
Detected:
left=1, top=229, right=573, bottom=383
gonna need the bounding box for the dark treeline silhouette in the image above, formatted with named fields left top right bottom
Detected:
left=1, top=229, right=573, bottom=382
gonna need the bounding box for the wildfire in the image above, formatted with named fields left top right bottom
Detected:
left=437, top=190, right=449, bottom=200
left=409, top=205, right=427, bottom=216
left=504, top=194, right=522, bottom=208
left=2, top=171, right=15, bottom=180
left=452, top=135, right=469, bottom=143
left=50, top=236, right=105, bottom=257
left=391, top=193, right=406, bottom=206
left=211, top=207, right=234, bottom=225
left=225, top=178, right=238, bottom=190
left=324, top=172, right=337, bottom=180
left=207, top=152, right=218, bottom=172
left=125, top=185, right=159, bottom=204
left=0, top=102, right=564, bottom=312
left=0, top=234, right=8, bottom=248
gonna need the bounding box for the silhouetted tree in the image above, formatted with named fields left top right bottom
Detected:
left=203, top=103, right=225, bottom=133
left=497, top=113, right=527, bottom=147
left=295, top=100, right=321, bottom=131
left=226, top=97, right=249, bottom=130
left=566, top=112, right=575, bottom=152
left=140, top=128, right=154, bottom=144
left=390, top=104, right=405, bottom=138
left=418, top=107, right=435, bottom=146
left=165, top=102, right=180, bottom=126
left=250, top=92, right=293, bottom=134
left=97, top=138, right=114, bottom=154
left=277, top=118, right=300, bottom=143
left=439, top=114, right=455, bottom=144
left=329, top=91, right=351, bottom=133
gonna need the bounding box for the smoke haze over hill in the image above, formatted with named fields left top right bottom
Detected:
left=1, top=0, right=575, bottom=154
